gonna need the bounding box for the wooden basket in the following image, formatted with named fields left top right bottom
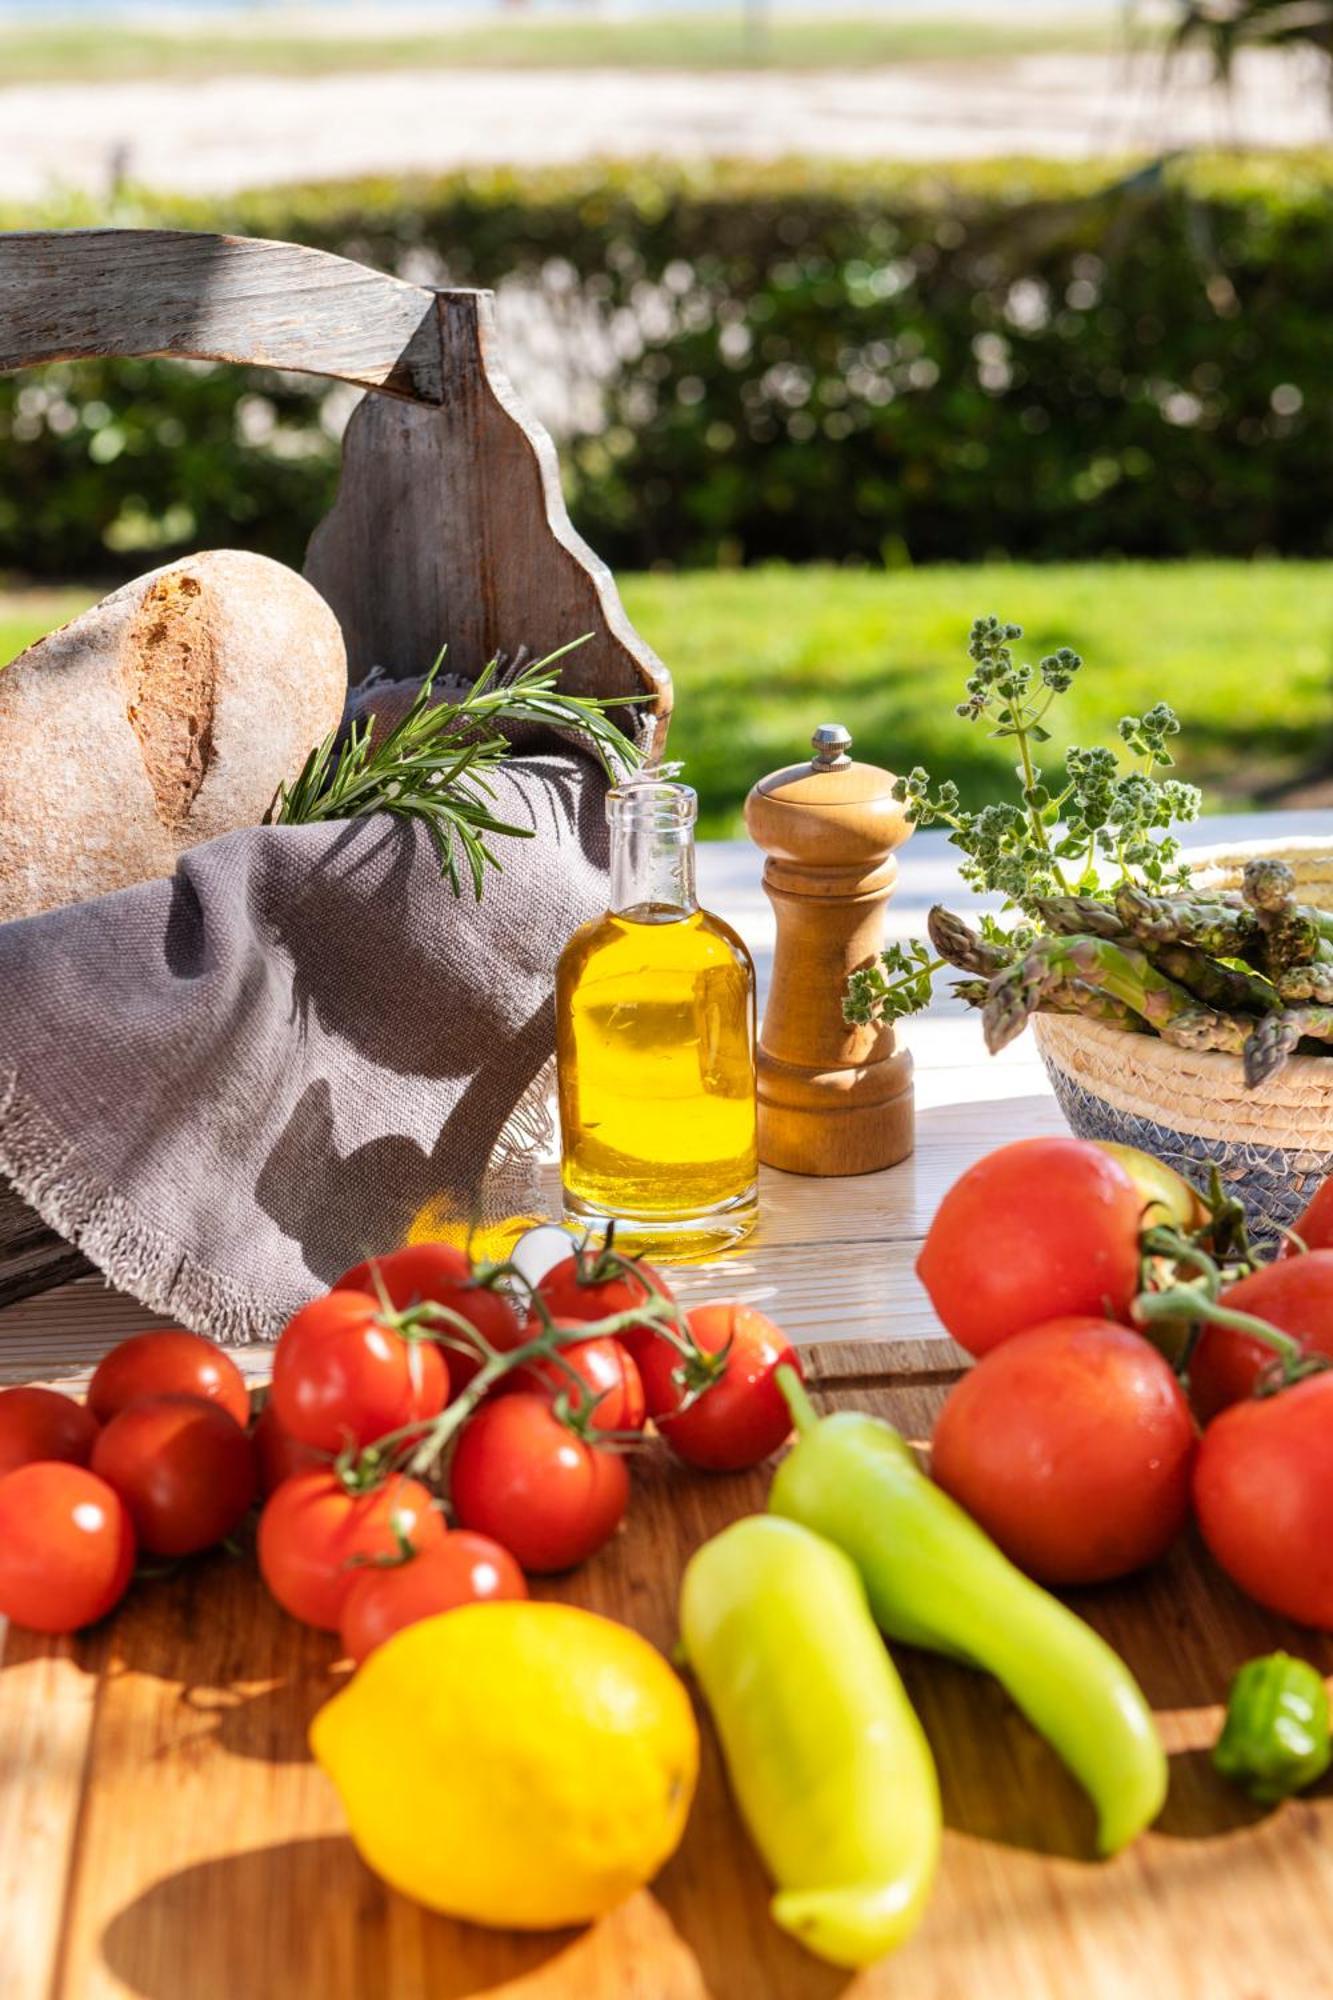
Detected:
left=1035, top=837, right=1333, bottom=1244
left=0, top=226, right=672, bottom=1310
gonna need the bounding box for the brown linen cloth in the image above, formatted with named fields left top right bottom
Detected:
left=0, top=745, right=610, bottom=1344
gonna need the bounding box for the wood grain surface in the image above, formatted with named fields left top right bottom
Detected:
left=4, top=1338, right=1332, bottom=2000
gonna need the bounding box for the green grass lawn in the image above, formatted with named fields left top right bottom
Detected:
left=4, top=562, right=1328, bottom=837
left=0, top=12, right=1127, bottom=83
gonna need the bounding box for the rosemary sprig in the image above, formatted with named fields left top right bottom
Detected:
left=269, top=638, right=644, bottom=898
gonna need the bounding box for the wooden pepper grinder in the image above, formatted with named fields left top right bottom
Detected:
left=744, top=723, right=914, bottom=1176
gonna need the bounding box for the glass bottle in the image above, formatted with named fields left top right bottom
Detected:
left=555, top=776, right=758, bottom=1258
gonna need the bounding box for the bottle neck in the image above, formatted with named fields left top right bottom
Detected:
left=608, top=780, right=699, bottom=919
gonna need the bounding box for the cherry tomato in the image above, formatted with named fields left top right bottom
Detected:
left=1188, top=1252, right=1333, bottom=1423
left=0, top=1462, right=135, bottom=1633
left=1193, top=1371, right=1333, bottom=1627
left=636, top=1302, right=800, bottom=1472
left=930, top=1317, right=1196, bottom=1585
left=336, top=1243, right=521, bottom=1394
left=271, top=1289, right=448, bottom=1453
left=88, top=1328, right=250, bottom=1429
left=536, top=1249, right=676, bottom=1365
left=506, top=1323, right=646, bottom=1434
left=339, top=1531, right=528, bottom=1664
left=258, top=1470, right=445, bottom=1629
left=252, top=1398, right=327, bottom=1498
left=917, top=1137, right=1144, bottom=1357
left=449, top=1394, right=628, bottom=1573
left=91, top=1395, right=256, bottom=1558
left=1288, top=1176, right=1333, bottom=1254
left=0, top=1385, right=99, bottom=1478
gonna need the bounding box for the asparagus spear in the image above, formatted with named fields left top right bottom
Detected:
left=1147, top=942, right=1279, bottom=1017
left=1114, top=882, right=1260, bottom=958
left=1244, top=1006, right=1333, bottom=1089
left=1241, top=858, right=1326, bottom=973
left=926, top=906, right=1015, bottom=978
left=983, top=937, right=1248, bottom=1057
left=1276, top=964, right=1333, bottom=1004
left=1031, top=894, right=1126, bottom=941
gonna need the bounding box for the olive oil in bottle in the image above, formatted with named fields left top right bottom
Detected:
left=556, top=777, right=758, bottom=1258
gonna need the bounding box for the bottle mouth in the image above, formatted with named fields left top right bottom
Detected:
left=607, top=776, right=698, bottom=831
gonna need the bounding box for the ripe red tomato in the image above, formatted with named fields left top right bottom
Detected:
left=0, top=1462, right=135, bottom=1633
left=449, top=1394, right=628, bottom=1573
left=91, top=1395, right=256, bottom=1558
left=1193, top=1372, right=1333, bottom=1627
left=917, top=1137, right=1145, bottom=1356
left=252, top=1398, right=327, bottom=1498
left=1288, top=1177, right=1333, bottom=1254
left=339, top=1531, right=528, bottom=1664
left=88, top=1328, right=250, bottom=1429
left=1188, top=1252, right=1333, bottom=1423
left=506, top=1324, right=646, bottom=1433
left=636, top=1302, right=800, bottom=1472
left=336, top=1243, right=521, bottom=1394
left=0, top=1385, right=99, bottom=1478
left=930, top=1317, right=1196, bottom=1584
left=536, top=1249, right=676, bottom=1365
left=271, top=1289, right=448, bottom=1453
left=257, top=1470, right=445, bottom=1629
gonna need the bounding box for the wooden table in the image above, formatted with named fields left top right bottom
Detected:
left=4, top=811, right=1332, bottom=1999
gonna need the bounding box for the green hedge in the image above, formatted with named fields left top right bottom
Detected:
left=3, top=155, right=1333, bottom=578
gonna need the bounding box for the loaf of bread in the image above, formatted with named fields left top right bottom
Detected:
left=0, top=551, right=347, bottom=924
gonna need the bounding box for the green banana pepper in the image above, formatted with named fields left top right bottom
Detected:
left=1214, top=1652, right=1331, bottom=1804
left=768, top=1370, right=1166, bottom=1856
left=678, top=1513, right=941, bottom=1969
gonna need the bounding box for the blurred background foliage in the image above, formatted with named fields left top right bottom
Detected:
left=3, top=152, right=1333, bottom=581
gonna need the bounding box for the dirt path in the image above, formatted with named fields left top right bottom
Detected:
left=2, top=47, right=1329, bottom=200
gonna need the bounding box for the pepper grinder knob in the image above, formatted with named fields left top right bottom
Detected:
left=743, top=723, right=915, bottom=1177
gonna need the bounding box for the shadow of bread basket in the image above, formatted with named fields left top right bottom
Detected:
left=1034, top=837, right=1333, bottom=1247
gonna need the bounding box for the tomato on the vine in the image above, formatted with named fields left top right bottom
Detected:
left=336, top=1243, right=521, bottom=1394
left=0, top=1385, right=99, bottom=1478
left=252, top=1398, right=327, bottom=1498
left=449, top=1394, right=628, bottom=1573
left=506, top=1323, right=646, bottom=1434
left=1187, top=1252, right=1333, bottom=1423
left=1193, top=1371, right=1333, bottom=1627
left=258, top=1470, right=445, bottom=1630
left=91, top=1395, right=256, bottom=1558
left=917, top=1137, right=1145, bottom=1356
left=637, top=1302, right=800, bottom=1473
left=339, top=1532, right=528, bottom=1664
left=0, top=1462, right=135, bottom=1633
left=89, top=1328, right=251, bottom=1429
left=536, top=1248, right=676, bottom=1366
left=930, top=1317, right=1196, bottom=1585
left=1288, top=1176, right=1333, bottom=1255
left=271, top=1289, right=448, bottom=1453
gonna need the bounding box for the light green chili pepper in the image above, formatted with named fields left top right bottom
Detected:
left=679, top=1514, right=941, bottom=1969
left=1214, top=1653, right=1332, bottom=1804
left=768, top=1370, right=1166, bottom=1856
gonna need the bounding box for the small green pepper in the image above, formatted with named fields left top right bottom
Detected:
left=679, top=1514, right=941, bottom=1969
left=1214, top=1652, right=1332, bottom=1804
left=768, top=1371, right=1166, bottom=1856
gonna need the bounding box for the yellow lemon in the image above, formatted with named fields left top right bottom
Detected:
left=310, top=1600, right=699, bottom=1929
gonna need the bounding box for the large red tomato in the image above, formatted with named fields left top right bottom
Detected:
left=339, top=1532, right=527, bottom=1664
left=0, top=1385, right=99, bottom=1478
left=0, top=1462, right=135, bottom=1633
left=930, top=1318, right=1196, bottom=1584
left=88, top=1329, right=250, bottom=1429
left=1288, top=1177, right=1333, bottom=1254
left=252, top=1399, right=327, bottom=1498
left=257, top=1470, right=444, bottom=1630
left=506, top=1323, right=646, bottom=1434
left=336, top=1244, right=521, bottom=1393
left=536, top=1249, right=676, bottom=1366
left=917, top=1137, right=1145, bottom=1356
left=1188, top=1253, right=1333, bottom=1423
left=91, top=1395, right=256, bottom=1557
left=1193, top=1373, right=1333, bottom=1626
left=636, top=1302, right=800, bottom=1472
left=271, top=1289, right=448, bottom=1453
left=449, top=1394, right=628, bottom=1573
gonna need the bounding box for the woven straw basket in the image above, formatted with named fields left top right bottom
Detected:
left=1034, top=837, right=1333, bottom=1247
